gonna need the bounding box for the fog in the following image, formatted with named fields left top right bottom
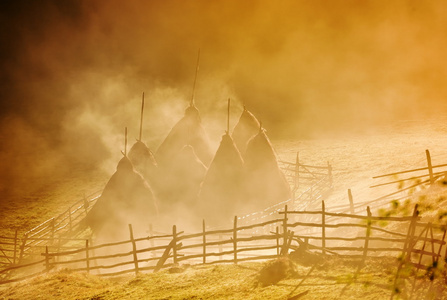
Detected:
left=1, top=0, right=447, bottom=202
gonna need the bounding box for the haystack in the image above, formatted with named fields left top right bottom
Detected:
left=198, top=133, right=246, bottom=226
left=232, top=107, right=261, bottom=155
left=155, top=104, right=213, bottom=167
left=128, top=140, right=158, bottom=184
left=157, top=145, right=207, bottom=213
left=86, top=156, right=158, bottom=240
left=244, top=128, right=291, bottom=209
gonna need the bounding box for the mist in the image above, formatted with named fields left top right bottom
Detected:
left=1, top=0, right=447, bottom=202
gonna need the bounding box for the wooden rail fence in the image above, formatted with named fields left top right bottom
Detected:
left=1, top=202, right=445, bottom=287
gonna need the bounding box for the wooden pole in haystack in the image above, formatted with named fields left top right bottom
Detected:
left=190, top=49, right=200, bottom=107
left=121, top=127, right=128, bottom=156
left=139, top=92, right=145, bottom=141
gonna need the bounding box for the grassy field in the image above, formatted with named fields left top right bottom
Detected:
left=2, top=256, right=434, bottom=300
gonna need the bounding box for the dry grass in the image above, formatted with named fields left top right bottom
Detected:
left=0, top=257, right=403, bottom=300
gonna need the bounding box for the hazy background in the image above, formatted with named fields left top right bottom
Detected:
left=1, top=0, right=447, bottom=200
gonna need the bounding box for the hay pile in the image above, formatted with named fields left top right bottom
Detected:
left=232, top=107, right=260, bottom=155
left=128, top=140, right=158, bottom=184
left=157, top=145, right=207, bottom=213
left=198, top=133, right=246, bottom=225
left=257, top=257, right=297, bottom=286
left=86, top=156, right=158, bottom=239
left=155, top=105, right=213, bottom=167
left=244, top=128, right=291, bottom=208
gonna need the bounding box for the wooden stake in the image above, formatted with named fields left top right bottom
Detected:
left=129, top=224, right=139, bottom=275
left=44, top=246, right=50, bottom=272
left=190, top=49, right=200, bottom=107
left=139, top=92, right=145, bottom=141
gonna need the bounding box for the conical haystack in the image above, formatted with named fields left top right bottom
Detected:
left=157, top=145, right=207, bottom=214
left=232, top=107, right=261, bottom=155
left=244, top=128, right=291, bottom=209
left=86, top=156, right=158, bottom=240
left=156, top=105, right=213, bottom=167
left=198, top=133, right=246, bottom=226
left=128, top=140, right=158, bottom=183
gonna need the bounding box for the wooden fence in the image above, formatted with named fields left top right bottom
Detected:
left=0, top=191, right=101, bottom=267
left=1, top=202, right=446, bottom=287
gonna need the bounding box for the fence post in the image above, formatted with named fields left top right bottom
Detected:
left=392, top=204, right=419, bottom=298
left=44, top=246, right=50, bottom=272
left=322, top=201, right=326, bottom=256
left=18, top=233, right=28, bottom=263
left=348, top=189, right=355, bottom=214
left=202, top=219, right=206, bottom=264
left=362, top=206, right=372, bottom=266
left=276, top=226, right=280, bottom=256
left=426, top=149, right=434, bottom=185
left=13, top=229, right=18, bottom=265
left=172, top=225, right=178, bottom=265
left=233, top=216, right=238, bottom=265
left=85, top=239, right=90, bottom=274
left=283, top=205, right=288, bottom=247
left=128, top=224, right=139, bottom=275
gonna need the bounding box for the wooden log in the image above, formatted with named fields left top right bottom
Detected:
left=154, top=238, right=176, bottom=273
left=129, top=224, right=139, bottom=275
